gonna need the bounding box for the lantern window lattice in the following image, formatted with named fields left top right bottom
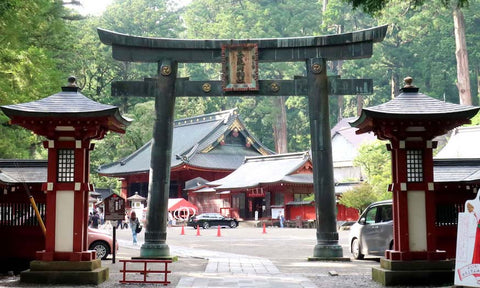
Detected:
left=406, top=149, right=423, bottom=182
left=57, top=149, right=75, bottom=182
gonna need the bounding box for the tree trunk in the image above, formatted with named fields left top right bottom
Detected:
left=474, top=65, right=479, bottom=106
left=391, top=70, right=399, bottom=98
left=272, top=96, right=288, bottom=154
left=356, top=94, right=363, bottom=116
left=453, top=7, right=472, bottom=105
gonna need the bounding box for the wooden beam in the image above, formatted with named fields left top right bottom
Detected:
left=111, top=78, right=373, bottom=97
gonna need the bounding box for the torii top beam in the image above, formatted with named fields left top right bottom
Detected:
left=97, top=25, right=388, bottom=63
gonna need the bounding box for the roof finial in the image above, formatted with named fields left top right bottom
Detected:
left=399, top=76, right=419, bottom=93
left=403, top=76, right=414, bottom=88
left=67, top=76, right=77, bottom=87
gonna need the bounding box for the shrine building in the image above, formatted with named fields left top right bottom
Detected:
left=97, top=108, right=274, bottom=202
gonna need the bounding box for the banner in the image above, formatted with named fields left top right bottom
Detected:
left=455, top=192, right=480, bottom=287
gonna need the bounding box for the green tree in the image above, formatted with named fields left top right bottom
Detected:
left=0, top=0, right=71, bottom=158
left=343, top=0, right=474, bottom=105
left=183, top=0, right=324, bottom=152
left=353, top=140, right=392, bottom=198
left=339, top=183, right=379, bottom=213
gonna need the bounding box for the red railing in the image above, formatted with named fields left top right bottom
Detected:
left=119, top=259, right=172, bottom=285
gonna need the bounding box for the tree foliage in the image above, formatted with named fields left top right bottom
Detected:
left=2, top=0, right=480, bottom=190
left=353, top=140, right=392, bottom=198
left=339, top=183, right=379, bottom=213
left=0, top=0, right=68, bottom=158
left=346, top=0, right=470, bottom=15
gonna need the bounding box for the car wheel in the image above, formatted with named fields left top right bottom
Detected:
left=202, top=222, right=210, bottom=229
left=351, top=238, right=364, bottom=260
left=229, top=221, right=237, bottom=228
left=90, top=241, right=110, bottom=260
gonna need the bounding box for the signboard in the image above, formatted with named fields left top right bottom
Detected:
left=222, top=44, right=259, bottom=91
left=455, top=193, right=480, bottom=287
left=247, top=187, right=265, bottom=198
left=103, top=194, right=126, bottom=221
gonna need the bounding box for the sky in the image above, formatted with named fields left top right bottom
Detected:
left=73, top=0, right=192, bottom=16
left=73, top=0, right=113, bottom=16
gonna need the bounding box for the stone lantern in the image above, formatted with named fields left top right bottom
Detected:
left=1, top=77, right=130, bottom=284
left=351, top=77, right=479, bottom=285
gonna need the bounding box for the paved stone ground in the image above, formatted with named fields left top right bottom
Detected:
left=0, top=226, right=456, bottom=287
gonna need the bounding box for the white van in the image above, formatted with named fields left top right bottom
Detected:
left=348, top=200, right=393, bottom=259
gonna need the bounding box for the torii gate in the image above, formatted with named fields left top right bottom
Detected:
left=98, top=25, right=387, bottom=259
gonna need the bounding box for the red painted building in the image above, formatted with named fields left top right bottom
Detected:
left=204, top=152, right=359, bottom=223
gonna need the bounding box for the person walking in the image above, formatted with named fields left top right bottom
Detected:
left=90, top=210, right=100, bottom=229
left=130, top=211, right=140, bottom=245
left=278, top=211, right=285, bottom=228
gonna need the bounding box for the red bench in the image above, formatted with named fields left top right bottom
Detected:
left=119, top=259, right=172, bottom=285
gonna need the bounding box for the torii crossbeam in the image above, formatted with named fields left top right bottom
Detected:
left=98, top=25, right=387, bottom=260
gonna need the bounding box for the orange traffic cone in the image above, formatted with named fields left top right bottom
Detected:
left=181, top=224, right=185, bottom=235
left=217, top=225, right=221, bottom=237
left=196, top=225, right=201, bottom=236
left=262, top=222, right=267, bottom=234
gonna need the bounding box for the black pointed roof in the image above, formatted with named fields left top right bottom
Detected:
left=1, top=85, right=131, bottom=135
left=352, top=86, right=478, bottom=121
left=97, top=109, right=274, bottom=176
left=350, top=79, right=479, bottom=138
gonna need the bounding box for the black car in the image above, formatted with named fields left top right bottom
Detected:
left=188, top=213, right=239, bottom=229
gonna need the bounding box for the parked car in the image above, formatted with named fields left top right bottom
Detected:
left=88, top=227, right=118, bottom=260
left=348, top=200, right=393, bottom=260
left=188, top=213, right=239, bottom=229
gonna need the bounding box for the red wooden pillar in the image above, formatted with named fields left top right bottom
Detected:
left=386, top=139, right=443, bottom=261
left=37, top=139, right=95, bottom=261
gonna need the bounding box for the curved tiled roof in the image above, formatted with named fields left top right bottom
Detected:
left=351, top=87, right=479, bottom=125
left=208, top=152, right=311, bottom=190
left=0, top=160, right=47, bottom=184
left=2, top=87, right=130, bottom=124
left=97, top=109, right=273, bottom=176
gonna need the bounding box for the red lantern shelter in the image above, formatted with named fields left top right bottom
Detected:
left=1, top=77, right=130, bottom=284
left=351, top=77, right=479, bottom=285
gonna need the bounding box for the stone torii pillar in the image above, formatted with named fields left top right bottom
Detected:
left=98, top=25, right=387, bottom=260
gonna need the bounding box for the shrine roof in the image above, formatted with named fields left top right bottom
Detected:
left=208, top=152, right=312, bottom=190
left=97, top=109, right=273, bottom=176
left=1, top=87, right=131, bottom=127
left=351, top=87, right=479, bottom=125
left=435, top=126, right=480, bottom=159
left=434, top=158, right=480, bottom=183
left=332, top=117, right=376, bottom=148
left=0, top=159, right=47, bottom=184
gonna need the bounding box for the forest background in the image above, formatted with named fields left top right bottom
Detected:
left=1, top=0, right=480, bottom=201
